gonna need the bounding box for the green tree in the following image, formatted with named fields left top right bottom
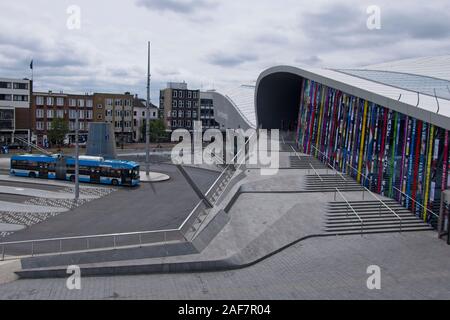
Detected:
left=48, top=118, right=69, bottom=149
left=148, top=119, right=167, bottom=143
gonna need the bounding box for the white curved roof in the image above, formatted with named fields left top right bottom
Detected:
left=218, top=84, right=257, bottom=128
left=255, top=55, right=450, bottom=130
left=363, top=55, right=450, bottom=82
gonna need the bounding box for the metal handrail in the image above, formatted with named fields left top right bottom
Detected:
left=364, top=187, right=403, bottom=232
left=393, top=186, right=439, bottom=219
left=309, top=163, right=323, bottom=182
left=205, top=132, right=255, bottom=198
left=334, top=187, right=364, bottom=235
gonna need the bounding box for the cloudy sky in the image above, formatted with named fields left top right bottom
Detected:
left=1, top=0, right=449, bottom=101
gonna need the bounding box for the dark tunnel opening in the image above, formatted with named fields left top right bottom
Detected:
left=256, top=72, right=304, bottom=130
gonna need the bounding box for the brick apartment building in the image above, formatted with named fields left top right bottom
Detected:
left=0, top=78, right=32, bottom=145
left=93, top=92, right=134, bottom=144
left=160, top=82, right=200, bottom=132
left=132, top=95, right=158, bottom=142
left=31, top=91, right=94, bottom=146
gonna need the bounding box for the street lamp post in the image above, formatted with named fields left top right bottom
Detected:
left=145, top=41, right=151, bottom=177
left=75, top=109, right=79, bottom=201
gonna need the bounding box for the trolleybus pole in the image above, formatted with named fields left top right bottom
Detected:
left=75, top=109, right=80, bottom=201
left=145, top=41, right=151, bottom=177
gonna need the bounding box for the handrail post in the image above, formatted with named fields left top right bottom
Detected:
left=139, top=234, right=142, bottom=248
left=31, top=242, right=34, bottom=257
left=59, top=240, right=62, bottom=254
left=1, top=245, right=4, bottom=261
left=86, top=238, right=90, bottom=250
left=113, top=236, right=116, bottom=249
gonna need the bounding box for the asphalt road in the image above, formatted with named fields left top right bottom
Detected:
left=0, top=164, right=219, bottom=245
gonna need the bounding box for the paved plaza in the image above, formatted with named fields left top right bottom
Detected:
left=0, top=231, right=449, bottom=300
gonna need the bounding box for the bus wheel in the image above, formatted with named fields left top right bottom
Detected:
left=111, top=179, right=119, bottom=186
left=70, top=175, right=75, bottom=182
left=29, top=172, right=36, bottom=178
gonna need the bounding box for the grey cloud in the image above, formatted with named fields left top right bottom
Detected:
left=136, top=0, right=217, bottom=14
left=255, top=33, right=290, bottom=45
left=208, top=52, right=258, bottom=67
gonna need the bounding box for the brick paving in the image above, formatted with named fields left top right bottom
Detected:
left=1, top=231, right=449, bottom=300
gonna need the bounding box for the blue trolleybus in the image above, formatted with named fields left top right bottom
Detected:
left=10, top=154, right=140, bottom=187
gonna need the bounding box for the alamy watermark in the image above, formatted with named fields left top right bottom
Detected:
left=66, top=5, right=81, bottom=30
left=66, top=265, right=81, bottom=290
left=366, top=5, right=381, bottom=30
left=366, top=265, right=381, bottom=290
left=171, top=122, right=280, bottom=176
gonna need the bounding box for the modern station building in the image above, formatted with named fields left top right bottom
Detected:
left=213, top=55, right=450, bottom=237
left=253, top=55, right=450, bottom=234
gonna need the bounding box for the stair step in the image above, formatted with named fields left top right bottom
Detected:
left=326, top=216, right=419, bottom=222
left=326, top=226, right=434, bottom=236
left=329, top=200, right=399, bottom=205
left=325, top=223, right=428, bottom=232
left=327, top=208, right=411, bottom=214
left=326, top=212, right=413, bottom=218
left=325, top=221, right=427, bottom=228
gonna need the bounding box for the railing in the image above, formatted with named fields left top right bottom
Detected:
left=0, top=135, right=256, bottom=261
left=307, top=142, right=438, bottom=228
left=393, top=186, right=439, bottom=220
left=363, top=187, right=403, bottom=233
left=14, top=136, right=52, bottom=155
left=334, top=187, right=364, bottom=235
left=308, top=163, right=323, bottom=182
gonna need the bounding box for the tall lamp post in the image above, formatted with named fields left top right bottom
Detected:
left=75, top=108, right=79, bottom=201
left=145, top=41, right=151, bottom=177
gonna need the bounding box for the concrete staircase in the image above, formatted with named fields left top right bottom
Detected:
left=289, top=155, right=327, bottom=169
left=325, top=200, right=433, bottom=235
left=305, top=174, right=365, bottom=192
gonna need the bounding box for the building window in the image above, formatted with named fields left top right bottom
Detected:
left=56, top=110, right=64, bottom=118
left=47, top=109, right=54, bottom=118
left=173, top=91, right=178, bottom=98
left=172, top=100, right=178, bottom=108
left=179, top=91, right=184, bottom=98
left=36, top=121, right=44, bottom=130
left=142, top=111, right=145, bottom=117
left=172, top=110, right=177, bottom=117
left=178, top=120, right=184, bottom=127
left=188, top=91, right=192, bottom=99
left=179, top=100, right=184, bottom=108
left=152, top=112, right=156, bottom=117
left=13, top=95, right=28, bottom=101
left=46, top=97, right=54, bottom=106
left=179, top=110, right=184, bottom=117
left=193, top=111, right=197, bottom=118
left=0, top=82, right=11, bottom=89
left=78, top=99, right=85, bottom=107
left=0, top=94, right=12, bottom=101
left=97, top=104, right=103, bottom=109
left=56, top=97, right=64, bottom=106
left=69, top=99, right=76, bottom=107
left=36, top=109, right=44, bottom=118
left=13, top=82, right=28, bottom=90
left=106, top=99, right=113, bottom=106
left=115, top=99, right=122, bottom=106
left=186, top=120, right=192, bottom=127
left=172, top=120, right=177, bottom=127
left=36, top=96, right=44, bottom=105
left=187, top=110, right=191, bottom=118
left=69, top=109, right=77, bottom=119
left=193, top=92, right=198, bottom=99
left=86, top=100, right=93, bottom=108
left=79, top=110, right=85, bottom=119
left=46, top=122, right=52, bottom=130
left=97, top=114, right=103, bottom=120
